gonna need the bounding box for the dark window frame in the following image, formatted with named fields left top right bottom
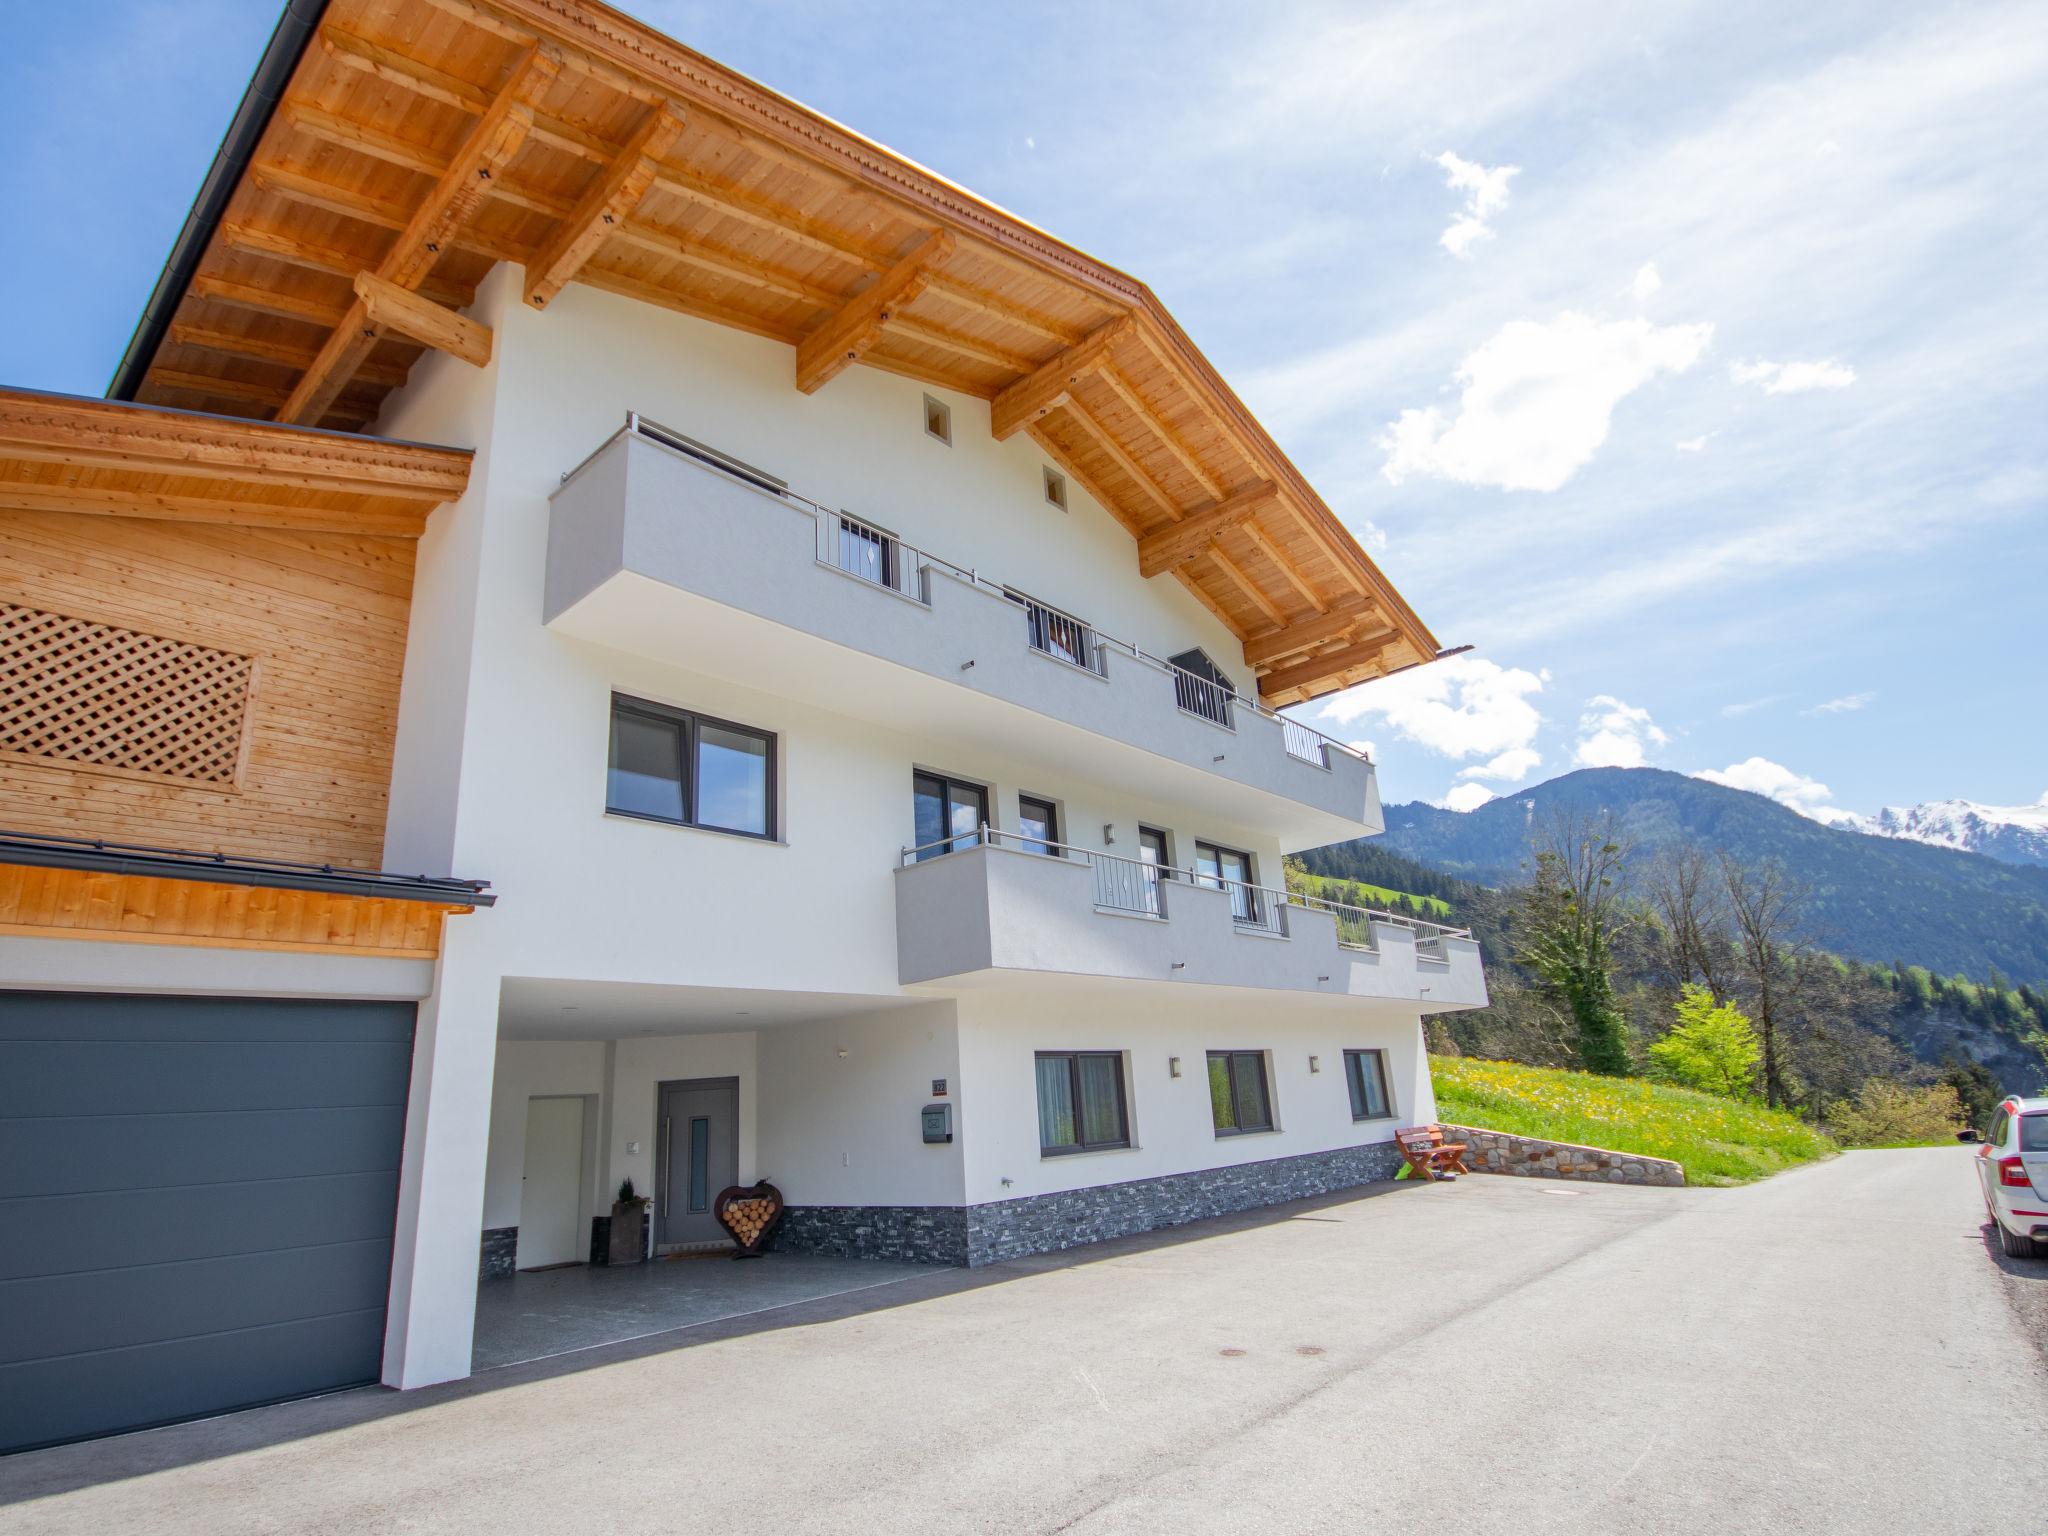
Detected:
left=1344, top=1048, right=1395, bottom=1122
left=1207, top=1049, right=1274, bottom=1137
left=1035, top=1049, right=1131, bottom=1156
left=1196, top=839, right=1260, bottom=925
left=1018, top=794, right=1060, bottom=854
left=912, top=771, right=990, bottom=861
left=606, top=693, right=778, bottom=840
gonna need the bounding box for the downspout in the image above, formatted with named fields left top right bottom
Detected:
left=105, top=0, right=330, bottom=401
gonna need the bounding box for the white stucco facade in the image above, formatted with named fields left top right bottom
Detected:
left=358, top=262, right=1483, bottom=1389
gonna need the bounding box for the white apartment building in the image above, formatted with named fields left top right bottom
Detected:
left=0, top=0, right=1483, bottom=1451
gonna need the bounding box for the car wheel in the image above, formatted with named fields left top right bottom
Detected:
left=1996, top=1219, right=2039, bottom=1260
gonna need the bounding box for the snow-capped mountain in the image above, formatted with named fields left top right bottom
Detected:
left=1856, top=795, right=2048, bottom=868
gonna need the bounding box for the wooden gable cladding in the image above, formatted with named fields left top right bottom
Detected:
left=0, top=862, right=463, bottom=959
left=0, top=389, right=472, bottom=871
left=119, top=0, right=1444, bottom=703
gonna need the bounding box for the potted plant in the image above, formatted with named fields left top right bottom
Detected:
left=606, top=1176, right=651, bottom=1266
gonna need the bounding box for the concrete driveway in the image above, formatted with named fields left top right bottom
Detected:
left=4, top=1147, right=2042, bottom=1535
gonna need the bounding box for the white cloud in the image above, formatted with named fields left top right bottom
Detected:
left=1313, top=653, right=1546, bottom=762
left=1729, top=357, right=1857, bottom=394
left=1630, top=261, right=1663, bottom=302
left=1695, top=756, right=1863, bottom=826
left=1675, top=433, right=1713, bottom=453
left=1456, top=746, right=1544, bottom=783
left=1720, top=694, right=1784, bottom=718
left=1440, top=783, right=1499, bottom=813
left=1805, top=690, right=1876, bottom=715
left=1572, top=694, right=1670, bottom=769
left=1433, top=151, right=1520, bottom=258
left=1380, top=312, right=1713, bottom=492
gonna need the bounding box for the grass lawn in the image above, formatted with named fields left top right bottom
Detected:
left=1290, top=870, right=1453, bottom=918
left=1429, top=1054, right=1836, bottom=1186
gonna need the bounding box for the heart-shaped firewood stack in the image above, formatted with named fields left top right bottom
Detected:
left=713, top=1180, right=785, bottom=1256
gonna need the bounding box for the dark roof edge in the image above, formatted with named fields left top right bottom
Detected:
left=0, top=830, right=494, bottom=908
left=106, top=0, right=331, bottom=403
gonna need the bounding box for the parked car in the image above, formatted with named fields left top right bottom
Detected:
left=1978, top=1097, right=2048, bottom=1258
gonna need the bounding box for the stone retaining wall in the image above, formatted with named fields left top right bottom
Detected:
left=1442, top=1124, right=1685, bottom=1187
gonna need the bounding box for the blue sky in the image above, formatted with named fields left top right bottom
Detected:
left=3, top=1, right=2042, bottom=819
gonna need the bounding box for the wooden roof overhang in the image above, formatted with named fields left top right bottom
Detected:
left=0, top=385, right=473, bottom=536
left=0, top=830, right=492, bottom=960
left=108, top=0, right=1446, bottom=704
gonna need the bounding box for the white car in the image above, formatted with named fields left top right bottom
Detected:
left=1978, top=1096, right=2048, bottom=1259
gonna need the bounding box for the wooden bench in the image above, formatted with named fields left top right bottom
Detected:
left=1396, top=1124, right=1470, bottom=1181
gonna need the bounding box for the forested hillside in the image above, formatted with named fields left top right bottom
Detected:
left=1368, top=767, right=2048, bottom=986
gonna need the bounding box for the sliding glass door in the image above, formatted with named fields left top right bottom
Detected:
left=912, top=772, right=988, bottom=860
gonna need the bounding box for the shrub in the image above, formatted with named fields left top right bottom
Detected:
left=1826, top=1080, right=1966, bottom=1147
left=1647, top=985, right=1761, bottom=1099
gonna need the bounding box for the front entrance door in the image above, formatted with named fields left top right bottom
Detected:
left=657, top=1078, right=738, bottom=1248
left=518, top=1096, right=586, bottom=1269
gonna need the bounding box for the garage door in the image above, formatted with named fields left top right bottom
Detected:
left=0, top=991, right=415, bottom=1454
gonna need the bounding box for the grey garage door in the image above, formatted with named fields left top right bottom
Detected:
left=0, top=991, right=416, bottom=1455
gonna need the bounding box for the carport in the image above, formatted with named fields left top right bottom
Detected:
left=471, top=1249, right=933, bottom=1370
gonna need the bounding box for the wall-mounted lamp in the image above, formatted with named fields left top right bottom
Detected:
left=1212, top=753, right=1227, bottom=763
left=1171, top=961, right=1187, bottom=970
left=1103, top=823, right=1115, bottom=846
left=1316, top=975, right=1330, bottom=983
left=959, top=659, right=976, bottom=672
left=1308, top=1054, right=1321, bottom=1074
left=1168, top=1055, right=1182, bottom=1078
left=836, top=1047, right=849, bottom=1058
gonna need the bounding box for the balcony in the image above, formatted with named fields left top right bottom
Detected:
left=893, top=828, right=1487, bottom=1009
left=545, top=417, right=1381, bottom=848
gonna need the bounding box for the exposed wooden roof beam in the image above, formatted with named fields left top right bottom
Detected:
left=1240, top=518, right=1329, bottom=614
left=282, top=101, right=444, bottom=175
left=578, top=263, right=806, bottom=347
left=1207, top=547, right=1287, bottom=628
left=1024, top=422, right=1146, bottom=536
left=1255, top=629, right=1403, bottom=701
left=1243, top=597, right=1377, bottom=667
left=189, top=274, right=348, bottom=328
left=650, top=167, right=880, bottom=271
left=355, top=273, right=493, bottom=368
left=165, top=322, right=410, bottom=388
left=990, top=316, right=1131, bottom=440
left=1136, top=482, right=1278, bottom=578
left=1058, top=393, right=1178, bottom=521
left=795, top=231, right=955, bottom=393
left=924, top=276, right=1080, bottom=348
left=147, top=370, right=297, bottom=409
left=0, top=477, right=427, bottom=537
left=1095, top=357, right=1225, bottom=500
left=611, top=218, right=839, bottom=308
left=525, top=105, right=686, bottom=309
left=282, top=47, right=559, bottom=423
left=882, top=314, right=1038, bottom=374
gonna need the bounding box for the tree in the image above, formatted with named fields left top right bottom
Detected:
left=1827, top=1080, right=1966, bottom=1146
left=1512, top=811, right=1634, bottom=1074
left=1648, top=985, right=1761, bottom=1097
left=1643, top=843, right=1734, bottom=1000
left=1939, top=1058, right=2003, bottom=1135
left=1720, top=853, right=1808, bottom=1109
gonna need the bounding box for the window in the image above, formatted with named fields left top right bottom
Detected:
left=1036, top=1051, right=1129, bottom=1154
left=1208, top=1051, right=1273, bottom=1136
left=1169, top=648, right=1235, bottom=728
left=2021, top=1114, right=2048, bottom=1153
left=607, top=694, right=775, bottom=838
left=923, top=394, right=952, bottom=445
left=1019, top=795, right=1059, bottom=854
left=912, top=772, right=988, bottom=861
left=1345, top=1049, right=1393, bottom=1121
left=1137, top=825, right=1169, bottom=914
left=1042, top=466, right=1068, bottom=510
left=1007, top=590, right=1099, bottom=673
left=1196, top=841, right=1259, bottom=925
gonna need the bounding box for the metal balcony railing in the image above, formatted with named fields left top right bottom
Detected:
left=614, top=413, right=1363, bottom=770
left=897, top=825, right=1474, bottom=953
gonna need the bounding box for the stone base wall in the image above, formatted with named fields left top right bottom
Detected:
left=479, top=1226, right=517, bottom=1280
left=1443, top=1123, right=1685, bottom=1187
left=772, top=1139, right=1404, bottom=1268
left=772, top=1205, right=970, bottom=1266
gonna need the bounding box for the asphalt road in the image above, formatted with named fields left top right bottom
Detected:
left=4, top=1148, right=2042, bottom=1534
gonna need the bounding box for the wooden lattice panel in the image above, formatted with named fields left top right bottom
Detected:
left=0, top=603, right=254, bottom=785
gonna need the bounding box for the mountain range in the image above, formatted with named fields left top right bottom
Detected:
left=1368, top=768, right=2048, bottom=988
left=1852, top=795, right=2048, bottom=867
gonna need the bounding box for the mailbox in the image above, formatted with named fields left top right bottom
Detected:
left=921, top=1102, right=953, bottom=1144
